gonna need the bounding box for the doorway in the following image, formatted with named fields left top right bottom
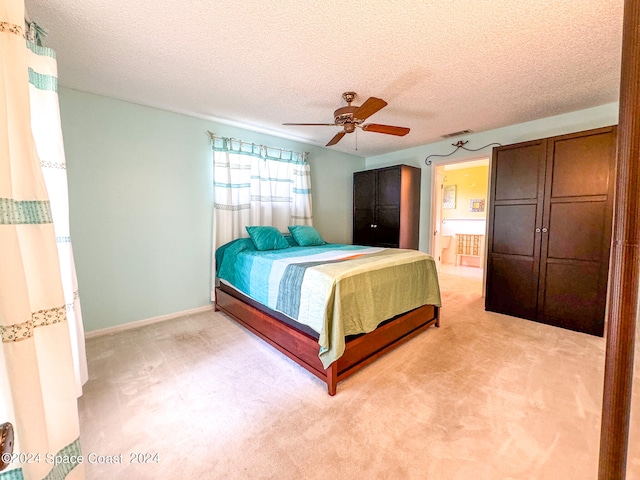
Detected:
left=431, top=157, right=490, bottom=282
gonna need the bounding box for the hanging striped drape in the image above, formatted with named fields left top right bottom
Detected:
left=210, top=134, right=312, bottom=299
left=26, top=22, right=87, bottom=396
left=0, top=2, right=84, bottom=479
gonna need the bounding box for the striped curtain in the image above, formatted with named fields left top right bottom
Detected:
left=26, top=23, right=87, bottom=395
left=210, top=135, right=312, bottom=298
left=0, top=2, right=84, bottom=479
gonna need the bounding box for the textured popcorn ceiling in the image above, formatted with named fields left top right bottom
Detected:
left=25, top=0, right=624, bottom=157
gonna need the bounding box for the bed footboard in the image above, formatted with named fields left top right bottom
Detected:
left=215, top=287, right=439, bottom=395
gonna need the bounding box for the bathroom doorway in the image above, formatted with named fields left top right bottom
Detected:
left=431, top=157, right=490, bottom=281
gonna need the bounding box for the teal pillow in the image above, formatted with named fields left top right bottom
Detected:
left=288, top=225, right=326, bottom=247
left=284, top=235, right=299, bottom=247
left=246, top=226, right=289, bottom=251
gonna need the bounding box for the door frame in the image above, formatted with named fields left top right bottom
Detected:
left=429, top=155, right=491, bottom=290
left=431, top=165, right=445, bottom=270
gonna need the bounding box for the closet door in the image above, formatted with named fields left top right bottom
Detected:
left=485, top=140, right=547, bottom=319
left=537, top=127, right=616, bottom=336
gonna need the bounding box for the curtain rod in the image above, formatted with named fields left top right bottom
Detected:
left=425, top=140, right=502, bottom=165
left=207, top=131, right=305, bottom=159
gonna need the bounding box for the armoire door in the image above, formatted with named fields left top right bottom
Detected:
left=537, top=127, right=616, bottom=336
left=375, top=167, right=401, bottom=247
left=353, top=169, right=377, bottom=245
left=486, top=140, right=547, bottom=320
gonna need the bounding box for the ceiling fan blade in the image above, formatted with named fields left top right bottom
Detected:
left=362, top=124, right=410, bottom=136
left=326, top=131, right=346, bottom=146
left=283, top=123, right=337, bottom=126
left=353, top=97, right=387, bottom=121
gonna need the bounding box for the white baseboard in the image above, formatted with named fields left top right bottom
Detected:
left=85, top=304, right=214, bottom=339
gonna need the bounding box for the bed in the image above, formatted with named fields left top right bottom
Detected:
left=214, top=229, right=442, bottom=395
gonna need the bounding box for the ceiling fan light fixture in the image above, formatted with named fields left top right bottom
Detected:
left=334, top=106, right=359, bottom=125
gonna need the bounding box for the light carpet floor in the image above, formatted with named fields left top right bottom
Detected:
left=79, top=269, right=640, bottom=479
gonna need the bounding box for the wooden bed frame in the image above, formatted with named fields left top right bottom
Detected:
left=215, top=284, right=440, bottom=395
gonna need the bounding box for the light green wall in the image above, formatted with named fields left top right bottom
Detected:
left=59, top=88, right=363, bottom=332
left=365, top=103, right=619, bottom=253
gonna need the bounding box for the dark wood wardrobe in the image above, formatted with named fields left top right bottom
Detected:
left=485, top=126, right=617, bottom=336
left=353, top=164, right=421, bottom=249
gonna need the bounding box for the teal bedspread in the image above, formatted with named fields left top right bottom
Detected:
left=216, top=238, right=442, bottom=368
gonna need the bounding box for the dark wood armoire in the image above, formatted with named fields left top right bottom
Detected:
left=485, top=126, right=617, bottom=336
left=353, top=164, right=421, bottom=249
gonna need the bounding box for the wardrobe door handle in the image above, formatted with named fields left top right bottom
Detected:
left=542, top=227, right=548, bottom=233
left=535, top=228, right=541, bottom=233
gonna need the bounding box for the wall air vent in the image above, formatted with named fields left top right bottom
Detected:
left=441, top=129, right=473, bottom=139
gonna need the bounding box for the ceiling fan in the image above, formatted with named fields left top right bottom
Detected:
left=283, top=92, right=410, bottom=146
